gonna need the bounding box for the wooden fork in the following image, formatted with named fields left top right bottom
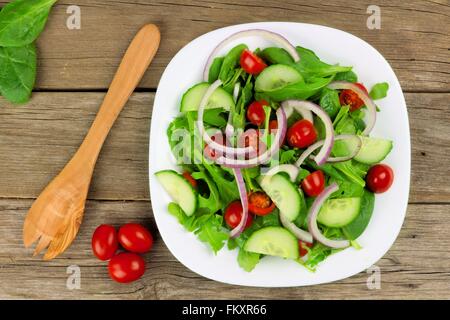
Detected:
left=23, top=24, right=160, bottom=260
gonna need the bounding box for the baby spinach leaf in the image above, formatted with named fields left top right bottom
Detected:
left=334, top=70, right=358, bottom=83
left=0, top=0, right=57, bottom=47
left=237, top=248, right=260, bottom=272
left=0, top=44, right=37, bottom=104
left=208, top=56, right=224, bottom=83
left=259, top=47, right=294, bottom=65
left=219, top=44, right=247, bottom=83
left=342, top=190, right=375, bottom=240
left=369, top=82, right=389, bottom=100
left=319, top=87, right=340, bottom=118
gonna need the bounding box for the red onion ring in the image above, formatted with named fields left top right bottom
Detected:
left=296, top=135, right=362, bottom=167
left=216, top=107, right=287, bottom=168
left=230, top=168, right=249, bottom=238
left=281, top=100, right=334, bottom=166
left=307, top=183, right=350, bottom=248
left=280, top=211, right=313, bottom=243
left=328, top=81, right=377, bottom=135
left=197, top=80, right=256, bottom=158
left=203, top=29, right=300, bottom=81
left=263, top=164, right=299, bottom=182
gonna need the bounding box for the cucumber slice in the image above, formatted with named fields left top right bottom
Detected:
left=155, top=170, right=198, bottom=216
left=257, top=173, right=301, bottom=221
left=344, top=136, right=393, bottom=164
left=255, top=64, right=303, bottom=92
left=180, top=82, right=235, bottom=112
left=317, top=197, right=361, bottom=227
left=244, top=227, right=299, bottom=259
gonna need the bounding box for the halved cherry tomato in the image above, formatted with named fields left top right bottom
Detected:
left=108, top=252, right=145, bottom=283
left=269, top=120, right=278, bottom=132
left=240, top=49, right=267, bottom=75
left=299, top=240, right=313, bottom=257
left=287, top=119, right=317, bottom=148
left=301, top=170, right=325, bottom=197
left=246, top=100, right=269, bottom=126
left=91, top=224, right=118, bottom=261
left=366, top=164, right=394, bottom=193
left=204, top=132, right=225, bottom=160
left=248, top=191, right=276, bottom=216
left=339, top=83, right=369, bottom=112
left=182, top=172, right=197, bottom=188
left=224, top=201, right=253, bottom=229
left=118, top=223, right=154, bottom=254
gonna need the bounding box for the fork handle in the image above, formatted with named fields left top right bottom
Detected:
left=76, top=24, right=160, bottom=169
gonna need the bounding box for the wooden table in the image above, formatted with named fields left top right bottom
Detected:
left=0, top=0, right=448, bottom=299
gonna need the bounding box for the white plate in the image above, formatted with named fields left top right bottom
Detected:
left=149, top=22, right=410, bottom=287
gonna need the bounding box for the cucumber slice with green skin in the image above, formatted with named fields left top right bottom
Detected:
left=257, top=173, right=301, bottom=221
left=155, top=170, right=198, bottom=216
left=244, top=227, right=299, bottom=259
left=317, top=197, right=361, bottom=227
left=180, top=82, right=235, bottom=112
left=255, top=64, right=303, bottom=92
left=344, top=136, right=393, bottom=164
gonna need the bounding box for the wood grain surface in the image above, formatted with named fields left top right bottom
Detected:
left=0, top=0, right=449, bottom=299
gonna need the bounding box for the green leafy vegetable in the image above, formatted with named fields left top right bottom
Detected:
left=319, top=87, right=340, bottom=118
left=259, top=47, right=294, bottom=65
left=219, top=44, right=247, bottom=83
left=342, top=189, right=375, bottom=240
left=0, top=0, right=57, bottom=47
left=0, top=44, right=37, bottom=104
left=369, top=82, right=389, bottom=100
left=334, top=70, right=358, bottom=83
left=208, top=57, right=224, bottom=83
left=237, top=248, right=260, bottom=272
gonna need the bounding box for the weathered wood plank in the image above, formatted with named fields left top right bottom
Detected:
left=0, top=199, right=448, bottom=299
left=0, top=0, right=448, bottom=92
left=0, top=92, right=448, bottom=203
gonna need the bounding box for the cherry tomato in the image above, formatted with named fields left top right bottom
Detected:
left=91, top=224, right=118, bottom=261
left=299, top=240, right=313, bottom=257
left=224, top=201, right=253, bottom=229
left=366, top=164, right=394, bottom=193
left=269, top=120, right=278, bottom=132
left=182, top=172, right=197, bottom=188
left=248, top=191, right=276, bottom=216
left=118, top=223, right=154, bottom=254
left=240, top=49, right=267, bottom=75
left=301, top=170, right=325, bottom=197
left=108, top=252, right=146, bottom=284
left=246, top=100, right=268, bottom=126
left=238, top=129, right=266, bottom=157
left=204, top=132, right=225, bottom=160
left=287, top=119, right=317, bottom=148
left=339, top=83, right=369, bottom=112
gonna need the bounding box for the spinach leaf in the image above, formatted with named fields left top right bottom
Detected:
left=255, top=76, right=332, bottom=102
left=369, top=82, right=389, bottom=100
left=219, top=44, right=247, bottom=83
left=334, top=70, right=358, bottom=83
left=0, top=0, right=57, bottom=47
left=259, top=47, right=294, bottom=65
left=342, top=189, right=375, bottom=240
left=237, top=248, right=260, bottom=272
left=233, top=74, right=253, bottom=129
left=319, top=87, right=340, bottom=118
left=332, top=161, right=366, bottom=188
left=0, top=44, right=37, bottom=104
left=203, top=108, right=227, bottom=128
left=208, top=56, right=224, bottom=83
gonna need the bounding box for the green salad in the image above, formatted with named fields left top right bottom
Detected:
left=155, top=29, right=393, bottom=272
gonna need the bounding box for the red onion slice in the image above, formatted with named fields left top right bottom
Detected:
left=280, top=211, right=313, bottom=243
left=216, top=107, right=287, bottom=168
left=230, top=168, right=249, bottom=238
left=233, top=82, right=240, bottom=103
left=197, top=80, right=256, bottom=158
left=203, top=29, right=300, bottom=81
left=307, top=183, right=350, bottom=249
left=281, top=100, right=334, bottom=166
left=328, top=81, right=377, bottom=135
left=263, top=164, right=299, bottom=182
left=296, top=135, right=362, bottom=167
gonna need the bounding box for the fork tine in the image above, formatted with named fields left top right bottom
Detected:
left=23, top=217, right=42, bottom=248
left=33, top=235, right=52, bottom=256
left=43, top=216, right=81, bottom=260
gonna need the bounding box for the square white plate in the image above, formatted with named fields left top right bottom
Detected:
left=149, top=22, right=410, bottom=287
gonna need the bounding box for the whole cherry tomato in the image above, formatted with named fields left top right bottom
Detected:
left=287, top=119, right=317, bottom=148
left=118, top=223, right=154, bottom=254
left=108, top=252, right=146, bottom=284
left=224, top=201, right=253, bottom=229
left=366, top=164, right=394, bottom=193
left=246, top=100, right=269, bottom=126
left=248, top=191, right=276, bottom=216
left=240, top=49, right=267, bottom=75
left=91, top=224, right=118, bottom=261
left=301, top=170, right=325, bottom=197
